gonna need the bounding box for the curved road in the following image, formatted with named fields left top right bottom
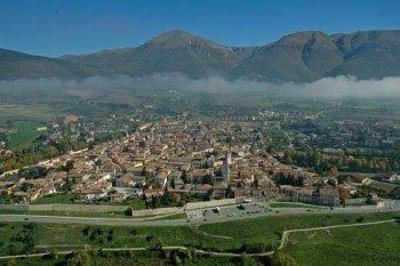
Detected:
left=0, top=201, right=398, bottom=227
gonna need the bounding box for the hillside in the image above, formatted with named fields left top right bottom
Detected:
left=0, top=48, right=102, bottom=80
left=2, top=30, right=400, bottom=82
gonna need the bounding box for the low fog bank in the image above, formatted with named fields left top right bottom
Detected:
left=1, top=74, right=400, bottom=99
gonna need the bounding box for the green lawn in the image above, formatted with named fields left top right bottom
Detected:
left=33, top=193, right=77, bottom=204
left=284, top=222, right=400, bottom=266
left=95, top=197, right=146, bottom=210
left=123, top=197, right=146, bottom=210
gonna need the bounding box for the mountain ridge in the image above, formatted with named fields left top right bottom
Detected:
left=2, top=29, right=400, bottom=82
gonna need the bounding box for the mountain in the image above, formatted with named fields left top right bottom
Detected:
left=0, top=48, right=102, bottom=80
left=232, top=30, right=400, bottom=82
left=232, top=31, right=343, bottom=81
left=2, top=29, right=400, bottom=82
left=63, top=30, right=240, bottom=79
left=330, top=30, right=400, bottom=79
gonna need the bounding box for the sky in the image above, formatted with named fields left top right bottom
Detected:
left=1, top=0, right=400, bottom=57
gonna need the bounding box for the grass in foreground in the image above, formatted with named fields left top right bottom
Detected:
left=0, top=211, right=398, bottom=257
left=5, top=250, right=262, bottom=266
left=284, top=222, right=400, bottom=266
left=197, top=211, right=400, bottom=251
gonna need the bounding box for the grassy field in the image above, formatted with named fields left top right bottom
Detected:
left=0, top=104, right=53, bottom=149
left=122, top=197, right=146, bottom=210
left=3, top=250, right=253, bottom=266
left=284, top=222, right=400, bottom=266
left=4, top=250, right=168, bottom=266
left=0, top=104, right=51, bottom=121
left=197, top=211, right=400, bottom=251
left=5, top=120, right=43, bottom=149
left=0, top=212, right=399, bottom=265
left=32, top=194, right=77, bottom=204
left=0, top=211, right=398, bottom=257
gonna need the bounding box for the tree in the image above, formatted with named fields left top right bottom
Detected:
left=202, top=174, right=214, bottom=185
left=338, top=186, right=350, bottom=208
left=270, top=250, right=296, bottom=266
left=225, top=184, right=235, bottom=198
left=240, top=257, right=263, bottom=266
left=5, top=259, right=16, bottom=266
left=150, top=239, right=163, bottom=251
left=170, top=179, right=176, bottom=189
left=327, top=166, right=338, bottom=177
left=65, top=250, right=91, bottom=266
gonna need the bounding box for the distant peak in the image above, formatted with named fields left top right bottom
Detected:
left=149, top=29, right=197, bottom=42
left=144, top=29, right=226, bottom=49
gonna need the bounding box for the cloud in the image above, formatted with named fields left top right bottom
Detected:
left=1, top=74, right=400, bottom=100
left=280, top=76, right=400, bottom=99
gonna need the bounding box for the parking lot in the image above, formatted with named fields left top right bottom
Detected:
left=187, top=202, right=271, bottom=223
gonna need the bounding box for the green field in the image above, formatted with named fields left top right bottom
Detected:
left=197, top=212, right=400, bottom=251
left=0, top=212, right=399, bottom=265
left=33, top=194, right=77, bottom=204
left=0, top=211, right=398, bottom=257
left=122, top=197, right=146, bottom=210
left=3, top=250, right=169, bottom=266
left=0, top=104, right=52, bottom=149
left=284, top=222, right=400, bottom=266
left=3, top=250, right=254, bottom=266
left=5, top=120, right=43, bottom=149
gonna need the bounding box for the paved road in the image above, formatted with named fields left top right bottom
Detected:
left=0, top=200, right=398, bottom=227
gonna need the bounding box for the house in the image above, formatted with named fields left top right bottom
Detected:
left=318, top=187, right=340, bottom=207
left=369, top=180, right=400, bottom=198
left=115, top=173, right=135, bottom=187
left=279, top=185, right=340, bottom=207
left=212, top=182, right=228, bottom=199
left=372, top=173, right=400, bottom=183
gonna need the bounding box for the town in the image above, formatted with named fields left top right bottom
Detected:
left=1, top=113, right=399, bottom=213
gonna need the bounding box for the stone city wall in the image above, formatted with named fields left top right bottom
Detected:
left=131, top=207, right=183, bottom=217
left=185, top=198, right=238, bottom=210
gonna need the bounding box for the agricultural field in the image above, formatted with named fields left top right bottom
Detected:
left=0, top=104, right=53, bottom=148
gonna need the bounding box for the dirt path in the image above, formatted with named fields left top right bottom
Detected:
left=189, top=225, right=234, bottom=240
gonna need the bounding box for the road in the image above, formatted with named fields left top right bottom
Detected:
left=0, top=200, right=398, bottom=227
